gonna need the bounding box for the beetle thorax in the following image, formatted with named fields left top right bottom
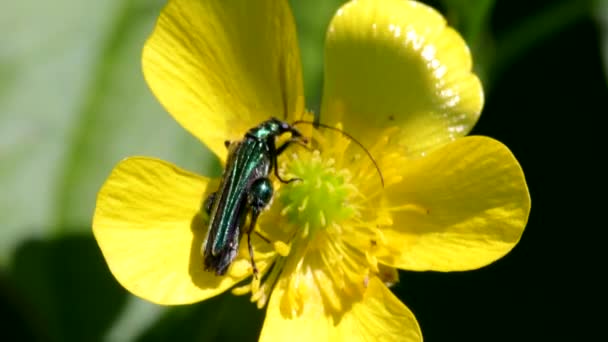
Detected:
left=247, top=120, right=282, bottom=140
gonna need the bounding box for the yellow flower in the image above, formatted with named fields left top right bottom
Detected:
left=93, top=0, right=530, bottom=340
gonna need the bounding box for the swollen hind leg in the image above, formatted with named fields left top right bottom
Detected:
left=246, top=178, right=274, bottom=277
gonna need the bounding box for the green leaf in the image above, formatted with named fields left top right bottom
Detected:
left=136, top=293, right=265, bottom=342
left=439, top=0, right=495, bottom=83
left=440, top=0, right=495, bottom=46
left=598, top=0, right=608, bottom=81
left=491, top=0, right=593, bottom=88
left=8, top=234, right=128, bottom=341
left=289, top=0, right=348, bottom=111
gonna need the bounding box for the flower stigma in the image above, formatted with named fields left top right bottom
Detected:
left=279, top=149, right=357, bottom=241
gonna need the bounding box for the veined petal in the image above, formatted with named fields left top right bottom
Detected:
left=260, top=277, right=421, bottom=341
left=378, top=136, right=530, bottom=271
left=143, top=0, right=305, bottom=161
left=93, top=157, right=265, bottom=304
left=321, top=0, right=483, bottom=157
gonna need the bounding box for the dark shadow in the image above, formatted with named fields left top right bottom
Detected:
left=188, top=209, right=211, bottom=286
left=7, top=232, right=128, bottom=342
left=0, top=271, right=46, bottom=341
left=136, top=291, right=264, bottom=342
left=187, top=179, right=238, bottom=290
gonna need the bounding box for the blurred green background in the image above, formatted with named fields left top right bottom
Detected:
left=1, top=0, right=604, bottom=340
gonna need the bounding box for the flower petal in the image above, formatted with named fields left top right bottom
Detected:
left=260, top=276, right=421, bottom=341
left=378, top=136, right=530, bottom=271
left=321, top=0, right=483, bottom=157
left=93, top=157, right=256, bottom=304
left=143, top=0, right=304, bottom=161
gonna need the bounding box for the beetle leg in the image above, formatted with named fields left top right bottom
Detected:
left=276, top=136, right=310, bottom=155
left=255, top=231, right=271, bottom=243
left=247, top=178, right=274, bottom=278
left=272, top=137, right=308, bottom=184
left=203, top=191, right=217, bottom=214
left=246, top=207, right=266, bottom=278
left=247, top=212, right=260, bottom=277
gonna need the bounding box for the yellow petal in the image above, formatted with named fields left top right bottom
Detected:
left=93, top=157, right=250, bottom=304
left=379, top=136, right=530, bottom=271
left=321, top=0, right=483, bottom=157
left=260, top=276, right=421, bottom=341
left=143, top=0, right=305, bottom=161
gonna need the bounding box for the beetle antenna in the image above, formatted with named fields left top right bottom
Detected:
left=292, top=120, right=385, bottom=188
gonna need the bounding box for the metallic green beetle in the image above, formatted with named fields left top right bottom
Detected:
left=202, top=118, right=306, bottom=276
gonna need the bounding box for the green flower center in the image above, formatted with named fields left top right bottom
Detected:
left=278, top=151, right=358, bottom=238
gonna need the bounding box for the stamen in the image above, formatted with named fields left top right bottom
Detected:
left=231, top=284, right=251, bottom=296
left=386, top=203, right=429, bottom=214
left=365, top=252, right=380, bottom=273
left=280, top=204, right=293, bottom=216
left=319, top=210, right=327, bottom=227
left=273, top=241, right=291, bottom=256
left=251, top=276, right=261, bottom=294
left=301, top=222, right=309, bottom=239
left=298, top=196, right=308, bottom=211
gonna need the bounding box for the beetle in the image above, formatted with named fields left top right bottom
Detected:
left=202, top=117, right=307, bottom=276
